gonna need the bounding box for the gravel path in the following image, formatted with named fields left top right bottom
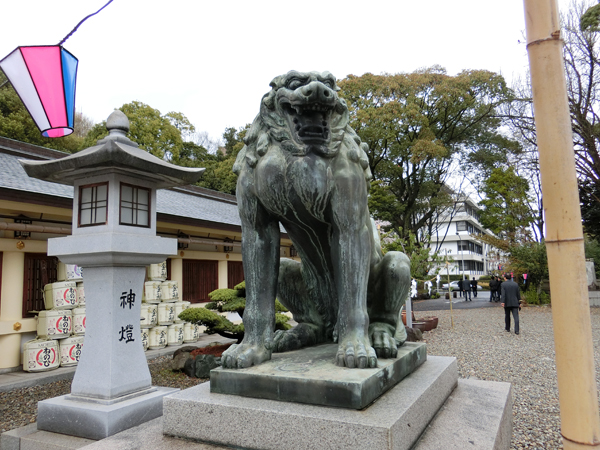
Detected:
left=2, top=306, right=599, bottom=449
left=422, top=305, right=600, bottom=449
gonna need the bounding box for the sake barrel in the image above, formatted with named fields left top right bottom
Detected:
left=140, top=304, right=158, bottom=328
left=37, top=310, right=72, bottom=339
left=147, top=261, right=167, bottom=281
left=144, top=281, right=162, bottom=304
left=76, top=282, right=85, bottom=306
left=183, top=322, right=196, bottom=343
left=157, top=302, right=175, bottom=326
left=43, top=281, right=77, bottom=310
left=59, top=335, right=84, bottom=367
left=161, top=280, right=179, bottom=302
left=141, top=328, right=149, bottom=351
left=57, top=263, right=83, bottom=282
left=173, top=301, right=190, bottom=323
left=23, top=338, right=59, bottom=372
left=193, top=324, right=203, bottom=340
left=167, top=323, right=184, bottom=346
left=72, top=307, right=86, bottom=335
left=148, top=326, right=167, bottom=350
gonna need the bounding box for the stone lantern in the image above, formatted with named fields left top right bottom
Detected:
left=20, top=111, right=204, bottom=439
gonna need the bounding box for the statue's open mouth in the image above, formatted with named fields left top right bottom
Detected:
left=283, top=102, right=332, bottom=145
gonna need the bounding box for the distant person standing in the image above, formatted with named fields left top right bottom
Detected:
left=501, top=274, right=522, bottom=334
left=489, top=276, right=497, bottom=302
left=463, top=276, right=472, bottom=301
left=471, top=277, right=478, bottom=298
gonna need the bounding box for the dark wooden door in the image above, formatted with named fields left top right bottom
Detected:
left=227, top=261, right=244, bottom=289
left=23, top=253, right=58, bottom=317
left=183, top=259, right=218, bottom=303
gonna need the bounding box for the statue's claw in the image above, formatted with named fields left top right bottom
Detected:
left=221, top=343, right=272, bottom=369
left=272, top=323, right=321, bottom=353
left=369, top=322, right=399, bottom=359
left=335, top=337, right=377, bottom=369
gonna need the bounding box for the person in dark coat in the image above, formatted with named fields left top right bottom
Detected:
left=462, top=276, right=471, bottom=301
left=471, top=277, right=478, bottom=298
left=489, top=276, right=497, bottom=302
left=501, top=274, right=522, bottom=334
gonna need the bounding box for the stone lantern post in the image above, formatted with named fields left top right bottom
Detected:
left=20, top=111, right=204, bottom=439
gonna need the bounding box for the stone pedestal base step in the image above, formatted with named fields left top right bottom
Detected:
left=1, top=357, right=512, bottom=450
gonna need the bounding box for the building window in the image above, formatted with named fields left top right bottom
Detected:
left=79, top=183, right=108, bottom=227
left=456, top=221, right=467, bottom=232
left=23, top=254, right=58, bottom=317
left=120, top=184, right=150, bottom=227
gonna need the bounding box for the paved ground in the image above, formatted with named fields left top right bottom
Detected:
left=414, top=290, right=501, bottom=311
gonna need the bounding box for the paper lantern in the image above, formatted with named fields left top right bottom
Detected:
left=0, top=46, right=78, bottom=138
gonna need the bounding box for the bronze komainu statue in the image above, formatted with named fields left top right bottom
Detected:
left=223, top=71, right=410, bottom=369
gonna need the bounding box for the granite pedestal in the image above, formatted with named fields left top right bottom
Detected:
left=37, top=386, right=178, bottom=440
left=163, top=355, right=460, bottom=450
left=211, top=342, right=426, bottom=409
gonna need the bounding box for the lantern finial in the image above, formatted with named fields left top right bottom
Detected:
left=106, top=110, right=130, bottom=135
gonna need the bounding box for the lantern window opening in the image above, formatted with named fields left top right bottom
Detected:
left=120, top=183, right=150, bottom=228
left=78, top=182, right=108, bottom=227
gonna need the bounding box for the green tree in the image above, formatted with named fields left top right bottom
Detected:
left=196, top=125, right=249, bottom=195
left=478, top=167, right=534, bottom=243
left=178, top=281, right=290, bottom=343
left=0, top=72, right=87, bottom=152
left=175, top=141, right=216, bottom=168
left=337, top=67, right=518, bottom=242
left=507, top=241, right=549, bottom=297
left=381, top=229, right=444, bottom=280
left=81, top=101, right=189, bottom=161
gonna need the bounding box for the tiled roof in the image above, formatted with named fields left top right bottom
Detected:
left=157, top=189, right=241, bottom=227
left=0, top=152, right=73, bottom=199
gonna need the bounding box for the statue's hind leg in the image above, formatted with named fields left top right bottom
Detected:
left=273, top=258, right=327, bottom=352
left=367, top=251, right=411, bottom=358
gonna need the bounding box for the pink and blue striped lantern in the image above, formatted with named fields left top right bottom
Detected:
left=0, top=46, right=78, bottom=138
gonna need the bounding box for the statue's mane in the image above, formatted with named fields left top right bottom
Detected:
left=233, top=77, right=372, bottom=186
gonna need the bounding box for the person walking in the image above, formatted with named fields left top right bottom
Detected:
left=471, top=277, right=478, bottom=298
left=501, top=274, right=522, bottom=334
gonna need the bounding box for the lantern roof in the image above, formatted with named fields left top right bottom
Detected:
left=20, top=110, right=205, bottom=188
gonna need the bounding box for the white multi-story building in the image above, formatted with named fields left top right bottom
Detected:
left=429, top=194, right=499, bottom=278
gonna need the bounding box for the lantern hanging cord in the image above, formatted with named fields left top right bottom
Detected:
left=57, top=0, right=114, bottom=46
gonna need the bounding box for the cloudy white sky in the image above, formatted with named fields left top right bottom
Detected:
left=1, top=0, right=572, bottom=143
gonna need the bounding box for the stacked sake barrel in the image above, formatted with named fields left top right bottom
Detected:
left=23, top=264, right=86, bottom=372
left=142, top=261, right=197, bottom=351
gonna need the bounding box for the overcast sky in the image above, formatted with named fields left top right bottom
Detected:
left=1, top=0, right=573, bottom=143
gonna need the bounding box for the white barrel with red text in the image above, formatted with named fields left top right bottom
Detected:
left=37, top=309, right=72, bottom=339
left=23, top=338, right=60, bottom=372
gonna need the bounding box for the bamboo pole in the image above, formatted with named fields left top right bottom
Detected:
left=523, top=1, right=600, bottom=448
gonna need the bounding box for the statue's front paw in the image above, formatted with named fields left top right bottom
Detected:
left=222, top=343, right=272, bottom=369
left=369, top=322, right=399, bottom=359
left=335, top=337, right=377, bottom=369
